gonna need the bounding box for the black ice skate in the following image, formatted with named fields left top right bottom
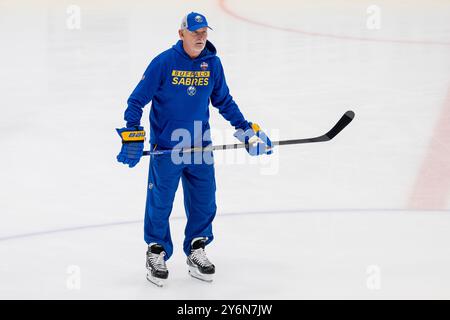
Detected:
left=146, top=243, right=169, bottom=287
left=187, top=238, right=215, bottom=282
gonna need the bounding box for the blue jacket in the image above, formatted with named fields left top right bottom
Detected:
left=124, top=40, right=250, bottom=148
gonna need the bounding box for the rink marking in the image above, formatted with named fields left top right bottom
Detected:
left=218, top=0, right=450, bottom=46
left=1, top=208, right=449, bottom=242
left=218, top=0, right=450, bottom=208
left=409, top=87, right=450, bottom=209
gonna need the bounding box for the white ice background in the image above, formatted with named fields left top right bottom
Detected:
left=0, top=0, right=450, bottom=299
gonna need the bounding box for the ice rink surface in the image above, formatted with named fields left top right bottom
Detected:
left=0, top=0, right=450, bottom=299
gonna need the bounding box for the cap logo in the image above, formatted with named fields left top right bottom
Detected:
left=195, top=15, right=203, bottom=23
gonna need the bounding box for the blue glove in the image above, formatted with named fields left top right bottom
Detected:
left=116, top=126, right=145, bottom=168
left=233, top=122, right=273, bottom=156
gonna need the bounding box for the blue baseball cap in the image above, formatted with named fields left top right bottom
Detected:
left=180, top=12, right=213, bottom=32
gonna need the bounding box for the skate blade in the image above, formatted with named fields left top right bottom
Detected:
left=146, top=272, right=166, bottom=287
left=188, top=266, right=213, bottom=283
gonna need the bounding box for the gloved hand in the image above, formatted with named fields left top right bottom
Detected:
left=116, top=126, right=145, bottom=168
left=233, top=122, right=273, bottom=156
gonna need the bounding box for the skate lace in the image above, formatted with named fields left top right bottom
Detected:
left=191, top=248, right=212, bottom=267
left=149, top=251, right=167, bottom=271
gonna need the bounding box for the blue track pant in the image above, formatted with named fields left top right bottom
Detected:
left=144, top=149, right=217, bottom=260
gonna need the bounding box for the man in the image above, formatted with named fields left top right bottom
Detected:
left=116, top=12, right=272, bottom=287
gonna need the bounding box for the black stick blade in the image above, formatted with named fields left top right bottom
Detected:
left=325, top=110, right=355, bottom=140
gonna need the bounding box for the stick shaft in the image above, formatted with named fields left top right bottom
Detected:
left=142, top=110, right=354, bottom=156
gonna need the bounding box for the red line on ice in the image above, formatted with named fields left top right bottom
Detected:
left=218, top=0, right=450, bottom=209
left=217, top=0, right=450, bottom=46
left=408, top=87, right=450, bottom=209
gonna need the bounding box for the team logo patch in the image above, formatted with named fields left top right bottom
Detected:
left=187, top=86, right=197, bottom=96
left=200, top=62, right=208, bottom=70
left=195, top=15, right=203, bottom=23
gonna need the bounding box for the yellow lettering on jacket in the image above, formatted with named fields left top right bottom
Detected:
left=170, top=70, right=211, bottom=86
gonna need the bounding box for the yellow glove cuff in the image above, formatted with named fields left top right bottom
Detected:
left=251, top=123, right=261, bottom=133
left=120, top=130, right=145, bottom=142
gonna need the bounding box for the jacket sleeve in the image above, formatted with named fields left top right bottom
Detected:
left=124, top=57, right=164, bottom=128
left=210, top=58, right=250, bottom=130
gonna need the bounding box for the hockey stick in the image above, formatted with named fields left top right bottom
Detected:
left=143, top=110, right=355, bottom=156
